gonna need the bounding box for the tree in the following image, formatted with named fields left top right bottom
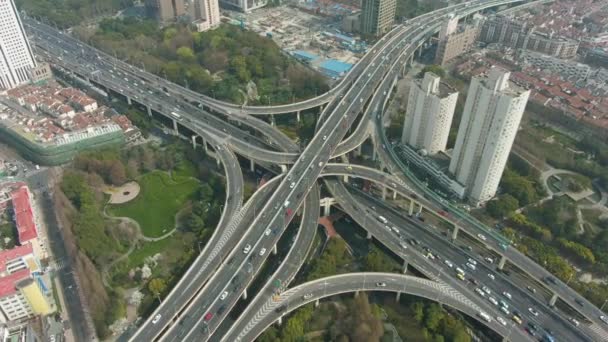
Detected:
left=365, top=247, right=396, bottom=272
left=108, top=160, right=127, bottom=186
left=176, top=46, right=195, bottom=63
left=418, top=65, right=446, bottom=78
left=411, top=302, right=424, bottom=323
left=148, top=278, right=166, bottom=303
left=486, top=194, right=519, bottom=218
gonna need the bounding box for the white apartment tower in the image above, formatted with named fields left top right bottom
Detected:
left=0, top=0, right=37, bottom=90
left=402, top=72, right=458, bottom=155
left=449, top=68, right=530, bottom=204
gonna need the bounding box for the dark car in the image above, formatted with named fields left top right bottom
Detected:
left=275, top=305, right=287, bottom=313
left=217, top=306, right=226, bottom=315
left=575, top=298, right=585, bottom=307
left=544, top=276, right=558, bottom=285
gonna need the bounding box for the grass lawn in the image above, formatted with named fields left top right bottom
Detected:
left=109, top=171, right=199, bottom=237
left=126, top=232, right=195, bottom=271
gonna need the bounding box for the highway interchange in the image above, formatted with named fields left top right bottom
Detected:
left=22, top=0, right=608, bottom=341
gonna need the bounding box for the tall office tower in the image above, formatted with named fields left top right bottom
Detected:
left=402, top=72, right=458, bottom=155
left=0, top=0, right=37, bottom=91
left=189, top=0, right=220, bottom=31
left=449, top=68, right=530, bottom=205
left=145, top=0, right=185, bottom=21
left=361, top=0, right=396, bottom=37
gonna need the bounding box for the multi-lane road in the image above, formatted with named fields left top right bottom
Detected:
left=25, top=0, right=608, bottom=340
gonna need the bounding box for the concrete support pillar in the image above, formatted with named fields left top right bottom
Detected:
left=242, top=288, right=248, bottom=300
left=191, top=135, right=197, bottom=149
left=497, top=255, right=507, bottom=270
left=172, top=119, right=179, bottom=135
left=203, top=138, right=208, bottom=153
left=355, top=144, right=362, bottom=157
left=417, top=204, right=423, bottom=214
left=315, top=299, right=319, bottom=307
left=323, top=202, right=331, bottom=216
left=146, top=106, right=152, bottom=117
left=343, top=175, right=349, bottom=182
left=451, top=226, right=460, bottom=241
left=408, top=201, right=414, bottom=216
left=396, top=292, right=401, bottom=302
left=216, top=156, right=221, bottom=167
left=270, top=114, right=276, bottom=127
left=277, top=316, right=283, bottom=326
left=296, top=111, right=301, bottom=123
left=392, top=190, right=397, bottom=200
left=126, top=96, right=132, bottom=105
left=372, top=146, right=377, bottom=161
left=549, top=293, right=558, bottom=306
left=280, top=165, right=287, bottom=173
left=367, top=231, right=372, bottom=240
left=402, top=260, right=408, bottom=274
left=354, top=291, right=359, bottom=298
left=382, top=186, right=387, bottom=200
left=250, top=159, right=255, bottom=173
left=272, top=244, right=277, bottom=255
left=320, top=104, right=325, bottom=113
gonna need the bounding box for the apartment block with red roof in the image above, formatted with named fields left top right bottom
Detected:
left=10, top=185, right=47, bottom=260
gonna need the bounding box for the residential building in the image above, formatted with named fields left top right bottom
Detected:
left=145, top=0, right=185, bottom=21
left=449, top=68, right=530, bottom=204
left=519, top=50, right=591, bottom=81
left=0, top=269, right=51, bottom=322
left=219, top=0, right=265, bottom=13
left=342, top=14, right=360, bottom=34
left=188, top=0, right=220, bottom=32
left=479, top=15, right=579, bottom=59
left=435, top=16, right=480, bottom=66
left=0, top=0, right=37, bottom=90
left=402, top=72, right=458, bottom=154
left=360, top=0, right=396, bottom=37
left=11, top=185, right=46, bottom=259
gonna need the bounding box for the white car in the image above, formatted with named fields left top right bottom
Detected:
left=488, top=297, right=498, bottom=306
left=502, top=291, right=512, bottom=300
left=569, top=317, right=580, bottom=326
left=482, top=286, right=491, bottom=295
left=444, top=260, right=454, bottom=268
left=496, top=316, right=507, bottom=326
left=400, top=242, right=408, bottom=250
left=152, top=314, right=162, bottom=324
left=265, top=228, right=272, bottom=236
left=259, top=248, right=267, bottom=256
left=477, top=233, right=487, bottom=241
left=500, top=306, right=509, bottom=315
left=290, top=182, right=295, bottom=189
left=528, top=307, right=539, bottom=317
left=220, top=291, right=228, bottom=300
left=322, top=135, right=327, bottom=140
left=475, top=288, right=486, bottom=297
left=487, top=273, right=495, bottom=280
left=600, top=315, right=608, bottom=325
left=303, top=293, right=313, bottom=300
left=467, top=258, right=477, bottom=266
left=466, top=262, right=476, bottom=271
left=243, top=244, right=252, bottom=254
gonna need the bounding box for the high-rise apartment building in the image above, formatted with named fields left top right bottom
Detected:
left=145, top=0, right=185, bottom=21
left=188, top=0, right=220, bottom=32
left=449, top=68, right=530, bottom=204
left=435, top=16, right=480, bottom=66
left=219, top=0, right=265, bottom=13
left=361, top=0, right=396, bottom=37
left=0, top=0, right=37, bottom=91
left=402, top=72, right=458, bottom=155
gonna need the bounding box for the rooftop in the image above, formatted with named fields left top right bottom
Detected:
left=0, top=269, right=30, bottom=298
left=11, top=186, right=37, bottom=243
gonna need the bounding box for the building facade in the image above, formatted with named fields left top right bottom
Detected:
left=519, top=50, right=591, bottom=81
left=188, top=0, right=220, bottom=32
left=449, top=68, right=530, bottom=204
left=479, top=15, right=579, bottom=59
left=218, top=0, right=265, bottom=13
left=360, top=0, right=396, bottom=37
left=402, top=72, right=458, bottom=155
left=0, top=0, right=37, bottom=91
left=145, top=0, right=185, bottom=21
left=435, top=17, right=480, bottom=66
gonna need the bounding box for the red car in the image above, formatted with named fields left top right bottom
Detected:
left=286, top=208, right=293, bottom=217
left=204, top=312, right=213, bottom=322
